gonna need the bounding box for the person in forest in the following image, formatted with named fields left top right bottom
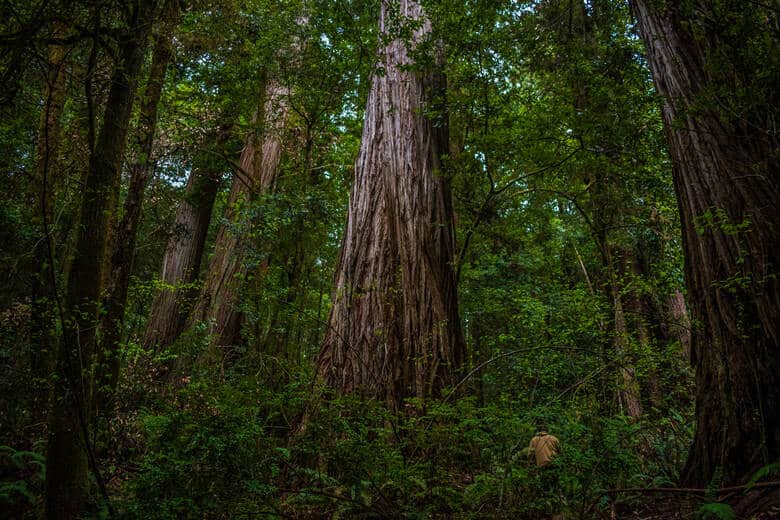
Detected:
left=528, top=423, right=564, bottom=519
left=528, top=423, right=560, bottom=467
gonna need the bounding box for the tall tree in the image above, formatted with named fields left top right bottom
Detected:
left=187, top=81, right=289, bottom=357
left=316, top=0, right=465, bottom=406
left=45, top=1, right=160, bottom=516
left=98, top=1, right=180, bottom=412
left=145, top=9, right=306, bottom=362
left=632, top=0, right=780, bottom=487
left=142, top=130, right=229, bottom=353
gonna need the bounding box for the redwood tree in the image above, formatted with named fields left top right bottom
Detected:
left=142, top=136, right=228, bottom=353
left=187, top=82, right=289, bottom=356
left=316, top=0, right=465, bottom=406
left=632, top=0, right=780, bottom=487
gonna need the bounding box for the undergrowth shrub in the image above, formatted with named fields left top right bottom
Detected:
left=117, top=363, right=688, bottom=519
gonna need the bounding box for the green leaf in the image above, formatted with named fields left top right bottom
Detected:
left=745, top=462, right=780, bottom=489
left=696, top=503, right=736, bottom=520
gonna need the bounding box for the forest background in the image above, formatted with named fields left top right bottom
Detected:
left=0, top=0, right=778, bottom=518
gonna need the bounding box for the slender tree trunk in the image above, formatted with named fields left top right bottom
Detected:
left=623, top=253, right=666, bottom=411
left=664, top=289, right=691, bottom=360
left=30, top=24, right=68, bottom=399
left=45, top=2, right=158, bottom=516
left=596, top=236, right=643, bottom=419
left=186, top=82, right=288, bottom=359
left=632, top=0, right=780, bottom=487
left=142, top=140, right=228, bottom=353
left=97, top=13, right=177, bottom=414
left=609, top=269, right=643, bottom=419
left=315, top=0, right=465, bottom=407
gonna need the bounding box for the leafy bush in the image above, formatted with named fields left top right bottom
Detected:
left=118, top=365, right=679, bottom=519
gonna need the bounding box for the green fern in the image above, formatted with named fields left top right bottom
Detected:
left=0, top=445, right=45, bottom=478
left=696, top=503, right=736, bottom=520
left=746, top=462, right=780, bottom=489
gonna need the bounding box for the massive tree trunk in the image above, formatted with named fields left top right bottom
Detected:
left=315, top=0, right=465, bottom=407
left=632, top=0, right=780, bottom=487
left=142, top=137, right=228, bottom=353
left=98, top=12, right=177, bottom=413
left=45, top=2, right=159, bottom=516
left=186, top=82, right=288, bottom=357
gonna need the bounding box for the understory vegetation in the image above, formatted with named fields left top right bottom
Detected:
left=1, top=0, right=778, bottom=518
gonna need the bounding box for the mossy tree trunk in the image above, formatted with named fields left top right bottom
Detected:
left=45, top=2, right=160, bottom=516
left=30, top=23, right=68, bottom=408
left=98, top=5, right=179, bottom=414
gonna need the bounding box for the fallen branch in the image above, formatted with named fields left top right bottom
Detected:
left=446, top=345, right=606, bottom=402
left=602, top=480, right=780, bottom=496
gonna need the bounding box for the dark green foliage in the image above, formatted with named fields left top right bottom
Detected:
left=0, top=446, right=45, bottom=517
left=123, top=379, right=283, bottom=518
left=696, top=503, right=736, bottom=520
left=119, top=366, right=684, bottom=518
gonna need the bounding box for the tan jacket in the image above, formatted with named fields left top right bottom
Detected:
left=528, top=431, right=559, bottom=467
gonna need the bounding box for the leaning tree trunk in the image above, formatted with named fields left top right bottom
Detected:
left=315, top=0, right=465, bottom=407
left=45, top=2, right=159, bottom=516
left=98, top=12, right=177, bottom=414
left=186, top=82, right=288, bottom=357
left=632, top=0, right=780, bottom=487
left=142, top=136, right=228, bottom=353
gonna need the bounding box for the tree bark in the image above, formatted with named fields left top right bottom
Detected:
left=186, top=81, right=288, bottom=358
left=607, top=248, right=643, bottom=420
left=142, top=137, right=228, bottom=353
left=664, top=289, right=691, bottom=360
left=45, top=2, right=159, bottom=516
left=632, top=0, right=780, bottom=486
left=315, top=0, right=465, bottom=407
left=613, top=294, right=643, bottom=419
left=97, top=11, right=177, bottom=414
